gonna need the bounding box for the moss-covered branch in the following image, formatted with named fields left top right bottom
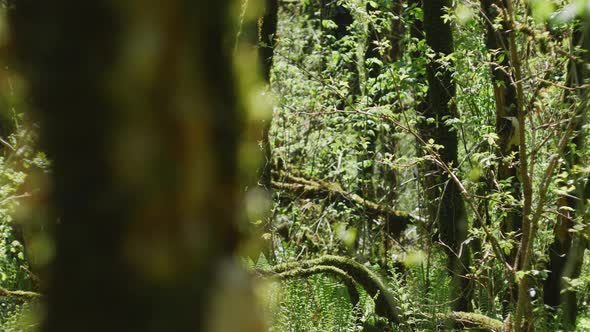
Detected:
left=436, top=311, right=506, bottom=331
left=261, top=265, right=360, bottom=306
left=272, top=255, right=401, bottom=323
left=266, top=255, right=510, bottom=330
left=0, top=286, right=41, bottom=300
left=272, top=170, right=416, bottom=235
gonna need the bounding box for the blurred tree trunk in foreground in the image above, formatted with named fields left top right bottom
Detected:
left=10, top=1, right=262, bottom=331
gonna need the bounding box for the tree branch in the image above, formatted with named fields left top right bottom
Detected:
left=262, top=255, right=508, bottom=330
left=272, top=255, right=401, bottom=323
left=438, top=311, right=506, bottom=332
left=272, top=170, right=417, bottom=236
left=258, top=265, right=359, bottom=306
left=0, top=286, right=41, bottom=300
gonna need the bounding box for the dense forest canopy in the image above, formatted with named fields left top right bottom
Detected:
left=0, top=0, right=587, bottom=331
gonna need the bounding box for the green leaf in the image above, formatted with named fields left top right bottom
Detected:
left=321, top=19, right=338, bottom=30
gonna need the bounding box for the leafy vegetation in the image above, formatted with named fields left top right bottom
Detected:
left=1, top=0, right=590, bottom=331
left=254, top=0, right=590, bottom=331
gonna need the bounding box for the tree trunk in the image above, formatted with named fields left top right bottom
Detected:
left=259, top=0, right=278, bottom=83
left=420, top=0, right=471, bottom=312
left=480, top=0, right=524, bottom=317
left=480, top=0, right=522, bottom=264
left=257, top=0, right=278, bottom=263
left=543, top=20, right=590, bottom=330
left=258, top=0, right=278, bottom=190
left=10, top=1, right=261, bottom=331
left=359, top=0, right=405, bottom=204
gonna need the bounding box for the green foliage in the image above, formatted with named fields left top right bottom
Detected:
left=0, top=67, right=49, bottom=327
left=269, top=275, right=360, bottom=332
left=2, top=301, right=42, bottom=332
left=251, top=255, right=362, bottom=331
left=2, top=0, right=590, bottom=330
left=0, top=132, right=44, bottom=327
left=262, top=0, right=590, bottom=330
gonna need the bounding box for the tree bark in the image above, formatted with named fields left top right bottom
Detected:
left=358, top=0, right=405, bottom=204
left=543, top=20, right=590, bottom=330
left=259, top=0, right=278, bottom=83
left=479, top=0, right=524, bottom=318
left=480, top=0, right=522, bottom=264
left=420, top=0, right=471, bottom=312
left=258, top=0, right=278, bottom=190
left=10, top=1, right=260, bottom=331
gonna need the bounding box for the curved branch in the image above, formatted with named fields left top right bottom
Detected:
left=261, top=265, right=360, bottom=306
left=266, top=255, right=510, bottom=331
left=272, top=255, right=401, bottom=323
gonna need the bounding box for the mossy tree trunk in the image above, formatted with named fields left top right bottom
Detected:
left=257, top=0, right=278, bottom=263
left=480, top=0, right=522, bottom=246
left=258, top=0, right=278, bottom=191
left=358, top=0, right=408, bottom=262
left=543, top=20, right=590, bottom=330
left=480, top=0, right=522, bottom=312
left=303, top=0, right=353, bottom=40
left=358, top=0, right=404, bottom=204
left=420, top=0, right=471, bottom=312
left=303, top=0, right=356, bottom=107
left=10, top=1, right=260, bottom=331
left=259, top=0, right=278, bottom=83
